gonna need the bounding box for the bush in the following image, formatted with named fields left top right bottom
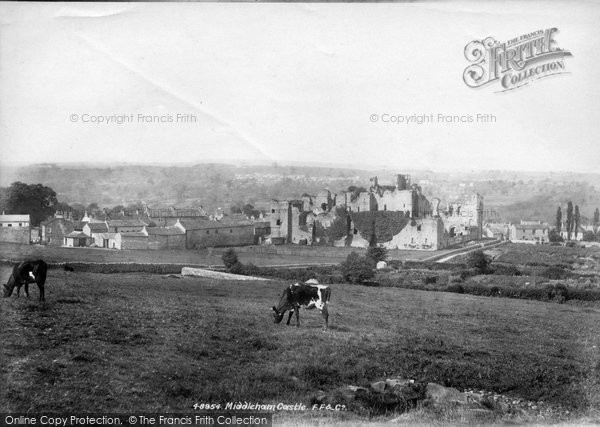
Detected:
left=459, top=269, right=477, bottom=280
left=340, top=252, right=375, bottom=284
left=491, top=264, right=521, bottom=276
left=222, top=249, right=239, bottom=270
left=366, top=246, right=388, bottom=263
left=446, top=284, right=464, bottom=294
left=541, top=266, right=570, bottom=280
left=549, top=229, right=564, bottom=243
left=423, top=276, right=437, bottom=285
left=466, top=250, right=492, bottom=274
left=228, top=261, right=245, bottom=275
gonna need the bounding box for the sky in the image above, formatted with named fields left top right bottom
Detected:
left=0, top=1, right=599, bottom=176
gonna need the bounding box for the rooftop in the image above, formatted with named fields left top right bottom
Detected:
left=86, top=223, right=109, bottom=232
left=108, top=218, right=149, bottom=227
left=65, top=231, right=88, bottom=238
left=119, top=231, right=147, bottom=238
left=514, top=223, right=550, bottom=230
left=0, top=214, right=30, bottom=222
left=146, top=227, right=185, bottom=236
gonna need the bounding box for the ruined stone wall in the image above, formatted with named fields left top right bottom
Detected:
left=442, top=194, right=483, bottom=240
left=348, top=215, right=444, bottom=251
left=269, top=201, right=291, bottom=242
left=289, top=207, right=350, bottom=246
left=382, top=218, right=444, bottom=250
left=290, top=206, right=313, bottom=244
left=344, top=192, right=376, bottom=212
left=376, top=190, right=413, bottom=214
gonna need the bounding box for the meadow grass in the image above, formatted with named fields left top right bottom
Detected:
left=1, top=268, right=599, bottom=423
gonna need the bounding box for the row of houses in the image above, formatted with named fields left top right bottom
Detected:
left=40, top=214, right=271, bottom=250
left=484, top=220, right=597, bottom=244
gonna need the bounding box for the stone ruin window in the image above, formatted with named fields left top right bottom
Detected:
left=206, top=230, right=210, bottom=234
left=230, top=229, right=233, bottom=233
left=417, top=225, right=422, bottom=231
left=276, top=219, right=281, bottom=226
left=271, top=209, right=275, bottom=213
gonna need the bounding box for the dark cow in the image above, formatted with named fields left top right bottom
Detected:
left=272, top=279, right=331, bottom=330
left=3, top=260, right=48, bottom=302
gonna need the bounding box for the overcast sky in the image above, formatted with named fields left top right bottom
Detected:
left=0, top=1, right=598, bottom=176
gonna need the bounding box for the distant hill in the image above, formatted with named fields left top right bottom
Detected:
left=1, top=162, right=599, bottom=224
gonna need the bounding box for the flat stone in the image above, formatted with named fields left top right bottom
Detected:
left=385, top=378, right=412, bottom=389
left=426, top=382, right=468, bottom=405
left=370, top=381, right=386, bottom=393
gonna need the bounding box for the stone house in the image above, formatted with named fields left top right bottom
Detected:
left=41, top=217, right=73, bottom=246
left=83, top=222, right=109, bottom=245
left=509, top=220, right=550, bottom=243
left=64, top=231, right=91, bottom=247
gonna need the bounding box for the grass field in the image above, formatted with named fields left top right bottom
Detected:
left=0, top=242, right=442, bottom=268
left=491, top=243, right=600, bottom=269
left=2, top=266, right=600, bottom=424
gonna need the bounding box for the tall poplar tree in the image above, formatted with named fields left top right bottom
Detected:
left=566, top=201, right=573, bottom=241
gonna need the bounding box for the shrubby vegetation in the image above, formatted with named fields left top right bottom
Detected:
left=466, top=250, right=492, bottom=274
left=366, top=246, right=388, bottom=263
left=60, top=262, right=183, bottom=274
left=351, top=211, right=409, bottom=244
left=340, top=252, right=376, bottom=284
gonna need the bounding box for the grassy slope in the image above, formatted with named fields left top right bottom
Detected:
left=0, top=242, right=344, bottom=267
left=1, top=270, right=599, bottom=422
left=0, top=242, right=439, bottom=268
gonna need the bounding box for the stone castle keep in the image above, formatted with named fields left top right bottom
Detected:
left=269, top=174, right=483, bottom=250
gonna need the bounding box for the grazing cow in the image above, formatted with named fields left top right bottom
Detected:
left=272, top=279, right=331, bottom=330
left=3, top=260, right=48, bottom=302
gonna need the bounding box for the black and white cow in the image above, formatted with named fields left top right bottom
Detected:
left=272, top=279, right=331, bottom=330
left=3, top=260, right=48, bottom=302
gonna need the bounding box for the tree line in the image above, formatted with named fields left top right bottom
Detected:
left=553, top=202, right=600, bottom=242
left=0, top=182, right=146, bottom=227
